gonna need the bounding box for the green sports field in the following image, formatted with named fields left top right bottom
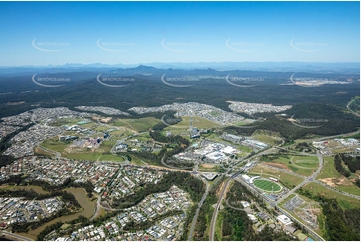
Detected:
left=253, top=178, right=282, bottom=192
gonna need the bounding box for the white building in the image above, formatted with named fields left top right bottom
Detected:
left=242, top=174, right=251, bottom=183
left=247, top=214, right=257, bottom=223
left=277, top=214, right=293, bottom=226
left=241, top=201, right=250, bottom=208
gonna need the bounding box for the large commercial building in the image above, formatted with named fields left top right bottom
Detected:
left=277, top=214, right=293, bottom=226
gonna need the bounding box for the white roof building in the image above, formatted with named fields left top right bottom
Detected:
left=247, top=214, right=257, bottom=222
left=221, top=146, right=237, bottom=154
left=242, top=174, right=250, bottom=182
left=241, top=201, right=250, bottom=208
left=277, top=214, right=293, bottom=225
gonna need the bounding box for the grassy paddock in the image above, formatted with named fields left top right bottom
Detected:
left=317, top=156, right=341, bottom=179
left=302, top=182, right=359, bottom=210
left=262, top=155, right=318, bottom=176
left=113, top=117, right=161, bottom=131
left=252, top=134, right=283, bottom=146
left=316, top=156, right=359, bottom=195
left=165, top=116, right=220, bottom=130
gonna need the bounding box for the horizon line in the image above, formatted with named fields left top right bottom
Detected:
left=1, top=61, right=360, bottom=68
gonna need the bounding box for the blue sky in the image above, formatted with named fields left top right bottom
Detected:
left=0, top=1, right=359, bottom=66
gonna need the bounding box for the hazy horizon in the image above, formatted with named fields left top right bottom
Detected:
left=0, top=1, right=359, bottom=66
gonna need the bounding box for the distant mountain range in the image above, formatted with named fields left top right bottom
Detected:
left=0, top=62, right=359, bottom=75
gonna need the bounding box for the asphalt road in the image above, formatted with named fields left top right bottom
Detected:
left=346, top=99, right=360, bottom=117
left=1, top=231, right=33, bottom=241
left=187, top=177, right=213, bottom=241
left=209, top=176, right=231, bottom=241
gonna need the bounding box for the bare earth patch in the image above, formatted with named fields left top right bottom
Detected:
left=201, top=164, right=215, bottom=169
left=355, top=170, right=360, bottom=178
left=319, top=177, right=353, bottom=187
left=216, top=181, right=225, bottom=197
left=266, top=162, right=291, bottom=171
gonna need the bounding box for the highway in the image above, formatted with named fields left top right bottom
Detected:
left=208, top=142, right=293, bottom=240
left=209, top=145, right=358, bottom=241
left=224, top=145, right=357, bottom=241
left=312, top=130, right=360, bottom=142
left=22, top=116, right=360, bottom=241
left=209, top=171, right=243, bottom=241
left=346, top=99, right=360, bottom=117
left=235, top=176, right=325, bottom=241
left=187, top=178, right=212, bottom=241
left=209, top=176, right=230, bottom=241
left=1, top=231, right=33, bottom=241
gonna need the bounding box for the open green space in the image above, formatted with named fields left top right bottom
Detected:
left=316, top=156, right=359, bottom=195
left=41, top=137, right=118, bottom=160
left=334, top=183, right=360, bottom=196
left=107, top=130, right=126, bottom=136
left=40, top=136, right=120, bottom=161
left=94, top=126, right=109, bottom=132
left=133, top=132, right=151, bottom=141
left=113, top=117, right=161, bottom=132
left=248, top=165, right=304, bottom=189
left=50, top=118, right=83, bottom=126
left=198, top=164, right=220, bottom=172
left=253, top=178, right=282, bottom=192
left=231, top=120, right=253, bottom=126
left=128, top=154, right=148, bottom=166
left=285, top=139, right=316, bottom=153
left=251, top=134, right=283, bottom=146
left=292, top=156, right=319, bottom=169
left=34, top=146, right=55, bottom=156
left=301, top=182, right=359, bottom=210
left=40, top=137, right=68, bottom=153
left=0, top=185, right=49, bottom=195
left=62, top=131, right=80, bottom=136
left=97, top=154, right=126, bottom=162
left=262, top=155, right=318, bottom=176
left=64, top=152, right=104, bottom=161
left=63, top=151, right=122, bottom=162
left=317, top=156, right=342, bottom=179
left=101, top=140, right=116, bottom=152
left=165, top=116, right=219, bottom=130
left=198, top=167, right=217, bottom=172
left=81, top=123, right=97, bottom=129
left=210, top=111, right=221, bottom=117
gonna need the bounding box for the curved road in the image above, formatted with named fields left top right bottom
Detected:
left=346, top=98, right=360, bottom=117
left=225, top=198, right=244, bottom=211
left=90, top=194, right=102, bottom=221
